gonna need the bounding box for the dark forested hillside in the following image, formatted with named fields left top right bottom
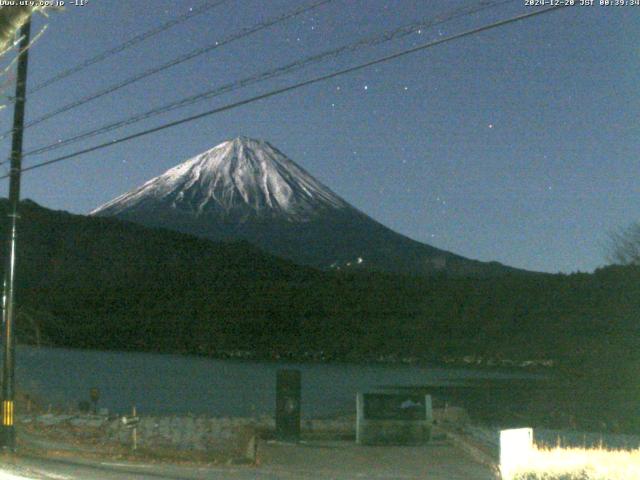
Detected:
left=1, top=200, right=638, bottom=367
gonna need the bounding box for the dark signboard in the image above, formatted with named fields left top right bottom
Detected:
left=363, top=393, right=426, bottom=421
left=275, top=369, right=301, bottom=441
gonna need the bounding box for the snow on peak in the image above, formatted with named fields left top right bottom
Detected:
left=91, top=137, right=350, bottom=221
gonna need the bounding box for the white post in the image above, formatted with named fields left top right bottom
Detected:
left=424, top=395, right=433, bottom=423
left=355, top=393, right=364, bottom=444
left=132, top=405, right=137, bottom=451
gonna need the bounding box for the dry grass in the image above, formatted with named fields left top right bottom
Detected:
left=503, top=445, right=640, bottom=480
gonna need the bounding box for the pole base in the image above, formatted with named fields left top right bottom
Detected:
left=0, top=425, right=15, bottom=451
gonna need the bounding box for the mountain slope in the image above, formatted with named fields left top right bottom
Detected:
left=94, top=136, right=350, bottom=222
left=92, top=137, right=523, bottom=276
left=1, top=200, right=637, bottom=435
left=0, top=199, right=636, bottom=371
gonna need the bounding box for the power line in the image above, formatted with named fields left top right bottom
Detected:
left=0, top=0, right=334, bottom=141
left=1, top=4, right=568, bottom=180
left=21, top=0, right=516, bottom=160
left=29, top=0, right=230, bottom=94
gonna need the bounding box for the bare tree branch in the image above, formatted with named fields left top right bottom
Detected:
left=607, top=223, right=640, bottom=265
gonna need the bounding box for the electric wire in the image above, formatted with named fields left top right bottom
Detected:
left=0, top=0, right=334, bottom=141
left=28, top=0, right=230, bottom=94
left=21, top=0, right=516, bottom=160
left=0, top=4, right=568, bottom=180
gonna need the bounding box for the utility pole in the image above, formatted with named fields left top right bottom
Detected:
left=0, top=18, right=31, bottom=451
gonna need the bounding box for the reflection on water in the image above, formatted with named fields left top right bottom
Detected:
left=16, top=345, right=527, bottom=417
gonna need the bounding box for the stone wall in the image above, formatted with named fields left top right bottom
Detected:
left=19, top=413, right=259, bottom=460
left=107, top=415, right=256, bottom=453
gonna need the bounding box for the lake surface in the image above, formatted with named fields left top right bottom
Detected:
left=16, top=345, right=528, bottom=418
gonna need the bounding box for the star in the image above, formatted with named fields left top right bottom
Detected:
left=363, top=85, right=368, bottom=91
left=488, top=124, right=494, bottom=129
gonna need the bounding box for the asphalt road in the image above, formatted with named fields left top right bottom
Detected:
left=0, top=439, right=498, bottom=480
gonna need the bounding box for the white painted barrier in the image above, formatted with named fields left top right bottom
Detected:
left=500, top=427, right=533, bottom=478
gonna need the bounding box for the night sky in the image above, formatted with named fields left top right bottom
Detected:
left=0, top=1, right=637, bottom=274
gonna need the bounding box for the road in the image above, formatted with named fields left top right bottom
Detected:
left=0, top=439, right=498, bottom=479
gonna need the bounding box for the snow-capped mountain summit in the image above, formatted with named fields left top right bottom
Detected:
left=92, top=137, right=520, bottom=277
left=92, top=137, right=349, bottom=222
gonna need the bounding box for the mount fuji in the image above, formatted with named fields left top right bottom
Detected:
left=91, top=137, right=518, bottom=276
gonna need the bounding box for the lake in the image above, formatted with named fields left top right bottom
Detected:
left=16, top=345, right=529, bottom=418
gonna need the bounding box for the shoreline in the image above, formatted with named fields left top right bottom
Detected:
left=16, top=341, right=555, bottom=375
